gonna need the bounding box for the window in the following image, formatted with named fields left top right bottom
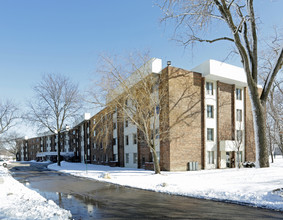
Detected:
left=126, top=153, right=129, bottom=163
left=113, top=122, right=117, bottom=130
left=93, top=154, right=96, bottom=161
left=113, top=154, right=117, bottom=161
left=133, top=133, right=137, bottom=145
left=93, top=143, right=96, bottom=149
left=156, top=105, right=160, bottom=114
left=206, top=82, right=213, bottom=95
left=155, top=128, right=159, bottom=139
left=236, top=109, right=242, bottom=122
left=236, top=130, right=243, bottom=142
left=125, top=119, right=128, bottom=128
left=133, top=153, right=137, bottom=164
left=207, top=128, right=214, bottom=141
left=113, top=138, right=116, bottom=146
left=236, top=88, right=242, bottom=100
left=93, top=130, right=96, bottom=136
left=125, top=135, right=129, bottom=145
left=208, top=151, right=215, bottom=164
left=207, top=105, right=214, bottom=118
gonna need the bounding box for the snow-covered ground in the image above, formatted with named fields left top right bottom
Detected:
left=0, top=165, right=72, bottom=220
left=49, top=157, right=283, bottom=211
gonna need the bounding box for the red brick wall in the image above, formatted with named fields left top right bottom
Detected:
left=217, top=82, right=234, bottom=141
left=159, top=67, right=171, bottom=171
left=137, top=130, right=151, bottom=168
left=164, top=67, right=203, bottom=171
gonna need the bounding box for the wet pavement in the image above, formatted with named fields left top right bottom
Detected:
left=8, top=162, right=283, bottom=219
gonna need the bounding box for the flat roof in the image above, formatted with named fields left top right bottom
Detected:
left=192, top=59, right=247, bottom=87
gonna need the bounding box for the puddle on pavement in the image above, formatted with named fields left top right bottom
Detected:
left=28, top=190, right=100, bottom=219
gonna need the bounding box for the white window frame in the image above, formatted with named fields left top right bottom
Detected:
left=207, top=105, right=214, bottom=118
left=126, top=153, right=129, bottom=163
left=113, top=122, right=116, bottom=130
left=236, top=88, right=242, bottom=100
left=133, top=133, right=137, bottom=145
left=133, top=153, right=137, bottom=164
left=206, top=82, right=213, bottom=95
left=208, top=151, right=215, bottom=164
left=236, top=109, right=242, bottom=122
left=207, top=128, right=214, bottom=141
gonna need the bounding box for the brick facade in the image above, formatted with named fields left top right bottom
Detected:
left=162, top=67, right=203, bottom=171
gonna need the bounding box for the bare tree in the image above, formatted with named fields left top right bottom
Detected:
left=90, top=52, right=201, bottom=174
left=160, top=0, right=283, bottom=167
left=267, top=79, right=283, bottom=156
left=234, top=122, right=244, bottom=168
left=0, top=132, right=21, bottom=156
left=0, top=100, right=18, bottom=136
left=259, top=33, right=283, bottom=160
left=25, top=73, right=82, bottom=166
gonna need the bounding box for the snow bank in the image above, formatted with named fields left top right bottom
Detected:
left=49, top=157, right=283, bottom=211
left=0, top=167, right=72, bottom=220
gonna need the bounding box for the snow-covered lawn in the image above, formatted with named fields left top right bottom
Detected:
left=0, top=166, right=72, bottom=220
left=49, top=157, right=283, bottom=211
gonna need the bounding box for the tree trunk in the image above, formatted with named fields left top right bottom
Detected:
left=237, top=150, right=240, bottom=168
left=57, top=133, right=61, bottom=166
left=280, top=132, right=283, bottom=155
left=268, top=127, right=274, bottom=163
left=250, top=94, right=269, bottom=167
left=151, top=146, right=161, bottom=174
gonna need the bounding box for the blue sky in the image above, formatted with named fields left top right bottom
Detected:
left=0, top=0, right=282, bottom=135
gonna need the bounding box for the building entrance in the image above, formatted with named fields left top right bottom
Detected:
left=226, top=151, right=235, bottom=168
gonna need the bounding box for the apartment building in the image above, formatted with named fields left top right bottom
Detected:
left=16, top=58, right=256, bottom=171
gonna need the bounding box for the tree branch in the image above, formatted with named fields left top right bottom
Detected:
left=183, top=36, right=234, bottom=45
left=261, top=46, right=283, bottom=102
